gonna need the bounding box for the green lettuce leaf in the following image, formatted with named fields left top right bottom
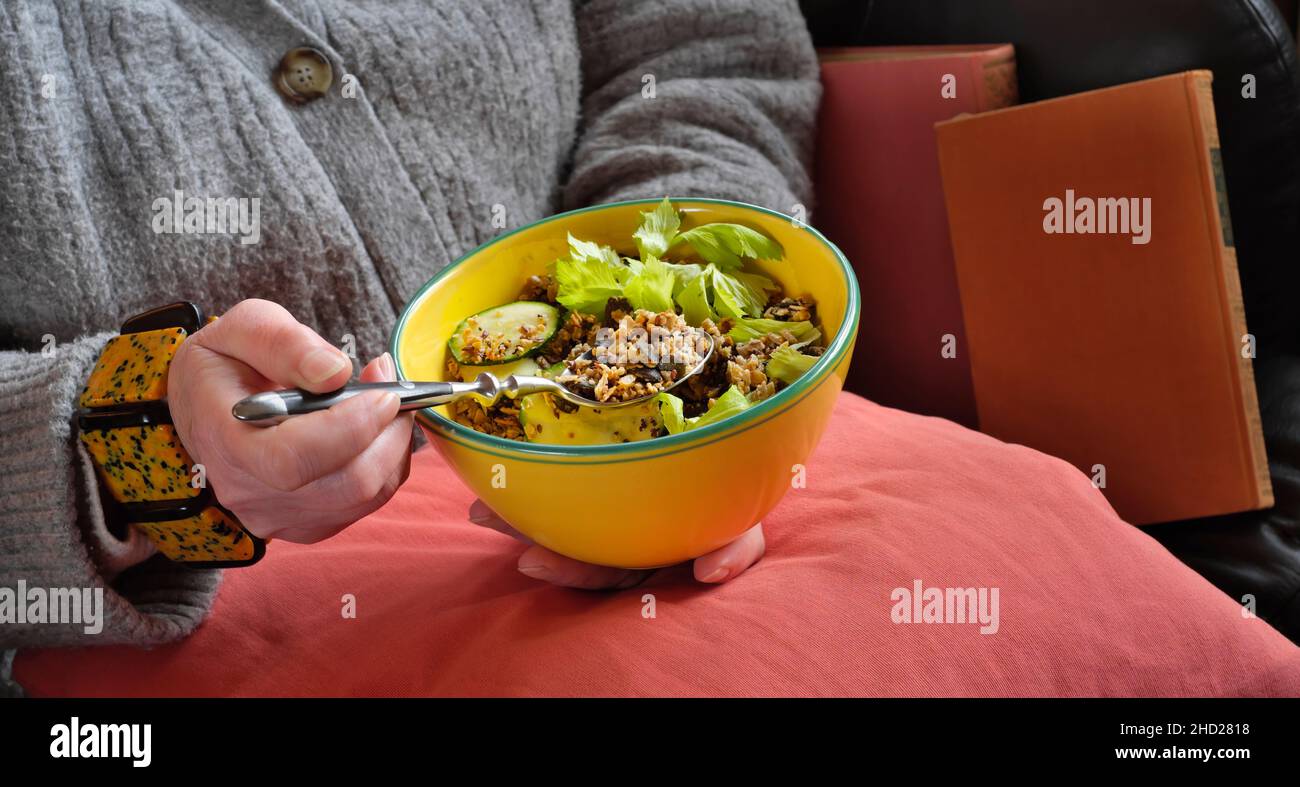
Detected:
left=766, top=344, right=818, bottom=384
left=733, top=270, right=779, bottom=309
left=554, top=232, right=631, bottom=315
left=689, top=386, right=754, bottom=430
left=675, top=271, right=717, bottom=325
left=728, top=317, right=821, bottom=344
left=671, top=223, right=784, bottom=271
left=567, top=233, right=621, bottom=268
left=709, top=266, right=767, bottom=318
left=633, top=197, right=681, bottom=259
left=667, top=262, right=705, bottom=295
left=555, top=256, right=626, bottom=315
left=671, top=264, right=773, bottom=322
left=656, top=386, right=752, bottom=435
left=623, top=256, right=676, bottom=313
left=656, top=392, right=687, bottom=435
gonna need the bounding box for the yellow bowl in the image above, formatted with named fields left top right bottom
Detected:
left=390, top=199, right=859, bottom=568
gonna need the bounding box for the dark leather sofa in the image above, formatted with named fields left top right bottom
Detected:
left=800, top=0, right=1300, bottom=642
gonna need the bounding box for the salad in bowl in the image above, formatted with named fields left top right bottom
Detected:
left=390, top=198, right=858, bottom=568
left=443, top=198, right=827, bottom=445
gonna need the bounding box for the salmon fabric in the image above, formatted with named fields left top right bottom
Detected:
left=16, top=393, right=1300, bottom=696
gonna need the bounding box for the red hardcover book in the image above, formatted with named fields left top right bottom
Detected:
left=935, top=72, right=1271, bottom=524
left=815, top=44, right=1017, bottom=427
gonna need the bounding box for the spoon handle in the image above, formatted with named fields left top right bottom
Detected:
left=232, top=379, right=483, bottom=426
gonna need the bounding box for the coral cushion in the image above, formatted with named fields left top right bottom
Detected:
left=16, top=393, right=1300, bottom=696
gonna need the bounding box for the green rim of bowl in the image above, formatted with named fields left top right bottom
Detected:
left=389, top=197, right=860, bottom=462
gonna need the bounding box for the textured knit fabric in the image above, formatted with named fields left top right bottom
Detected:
left=0, top=0, right=819, bottom=649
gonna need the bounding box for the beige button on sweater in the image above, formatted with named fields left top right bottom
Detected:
left=0, top=0, right=819, bottom=665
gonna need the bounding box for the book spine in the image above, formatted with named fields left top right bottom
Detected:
left=974, top=48, right=1019, bottom=111
left=1187, top=71, right=1274, bottom=508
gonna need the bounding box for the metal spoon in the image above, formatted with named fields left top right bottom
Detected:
left=232, top=332, right=714, bottom=426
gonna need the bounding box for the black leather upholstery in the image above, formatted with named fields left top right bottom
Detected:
left=1151, top=355, right=1300, bottom=638
left=801, top=0, right=1300, bottom=641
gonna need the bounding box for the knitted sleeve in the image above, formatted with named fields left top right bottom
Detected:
left=564, top=0, right=821, bottom=215
left=0, top=337, right=219, bottom=654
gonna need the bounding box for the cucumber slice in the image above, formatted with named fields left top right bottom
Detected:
left=447, top=301, right=560, bottom=365
left=453, top=357, right=541, bottom=383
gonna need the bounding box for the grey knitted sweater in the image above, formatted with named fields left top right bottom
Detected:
left=0, top=0, right=818, bottom=652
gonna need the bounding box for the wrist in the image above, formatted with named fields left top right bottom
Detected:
left=76, top=440, right=158, bottom=578
left=76, top=303, right=265, bottom=568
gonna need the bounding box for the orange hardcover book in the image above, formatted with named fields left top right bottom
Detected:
left=936, top=70, right=1272, bottom=525
left=815, top=44, right=1017, bottom=428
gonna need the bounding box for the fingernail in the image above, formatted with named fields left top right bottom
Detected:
left=300, top=348, right=347, bottom=384
left=376, top=391, right=400, bottom=414
left=518, top=564, right=552, bottom=581
left=378, top=351, right=396, bottom=381
left=700, top=566, right=730, bottom=584
left=468, top=500, right=495, bottom=524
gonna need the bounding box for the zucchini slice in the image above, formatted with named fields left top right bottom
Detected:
left=453, top=357, right=541, bottom=383
left=447, top=301, right=560, bottom=365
